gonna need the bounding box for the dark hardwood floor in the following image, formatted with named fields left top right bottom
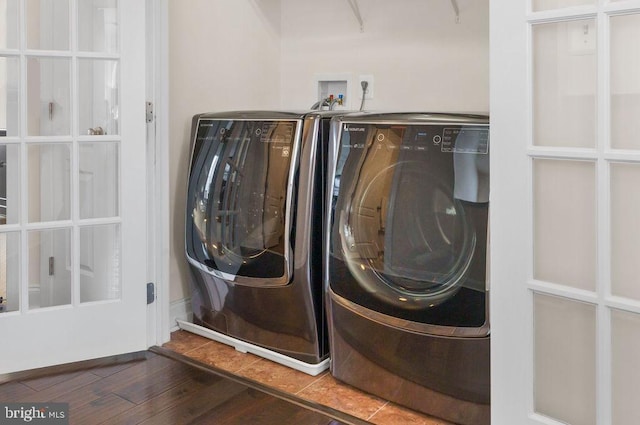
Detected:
left=0, top=351, right=355, bottom=425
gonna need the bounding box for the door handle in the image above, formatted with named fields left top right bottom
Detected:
left=87, top=126, right=105, bottom=135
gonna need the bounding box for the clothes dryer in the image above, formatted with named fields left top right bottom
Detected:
left=326, top=113, right=490, bottom=424
left=183, top=111, right=337, bottom=375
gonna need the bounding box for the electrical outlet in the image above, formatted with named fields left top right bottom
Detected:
left=359, top=74, right=374, bottom=100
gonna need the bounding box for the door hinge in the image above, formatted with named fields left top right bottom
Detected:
left=147, top=282, right=155, bottom=304
left=146, top=101, right=154, bottom=123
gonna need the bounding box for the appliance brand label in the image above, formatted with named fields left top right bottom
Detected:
left=344, top=126, right=365, bottom=132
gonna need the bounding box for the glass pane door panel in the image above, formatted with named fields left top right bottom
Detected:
left=80, top=224, right=120, bottom=303
left=27, top=57, right=70, bottom=136
left=534, top=293, right=596, bottom=425
left=26, top=0, right=69, bottom=51
left=0, top=231, right=19, bottom=313
left=532, top=0, right=595, bottom=11
left=0, top=0, right=19, bottom=49
left=0, top=0, right=148, bottom=373
left=533, top=20, right=597, bottom=148
left=612, top=309, right=640, bottom=425
left=610, top=14, right=640, bottom=150
left=0, top=56, right=20, bottom=137
left=28, top=227, right=71, bottom=309
left=78, top=59, right=119, bottom=136
left=610, top=162, right=640, bottom=300
left=78, top=0, right=118, bottom=53
left=0, top=144, right=20, bottom=225
left=79, top=142, right=118, bottom=219
left=533, top=159, right=596, bottom=290
left=27, top=143, right=70, bottom=222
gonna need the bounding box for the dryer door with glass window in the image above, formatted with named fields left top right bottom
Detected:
left=329, top=121, right=490, bottom=334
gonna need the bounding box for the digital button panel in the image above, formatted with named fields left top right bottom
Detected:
left=441, top=127, right=489, bottom=154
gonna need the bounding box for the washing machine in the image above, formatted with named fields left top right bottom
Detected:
left=326, top=112, right=490, bottom=424
left=182, top=111, right=338, bottom=375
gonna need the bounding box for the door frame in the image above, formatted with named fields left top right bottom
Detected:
left=490, top=1, right=530, bottom=424
left=146, top=0, right=170, bottom=347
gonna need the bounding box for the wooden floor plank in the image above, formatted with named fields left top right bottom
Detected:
left=49, top=373, right=117, bottom=407
left=103, top=374, right=226, bottom=425
left=190, top=386, right=342, bottom=425
left=0, top=381, right=37, bottom=402
left=45, top=355, right=174, bottom=407
left=90, top=360, right=146, bottom=378
left=20, top=370, right=87, bottom=392
left=113, top=361, right=197, bottom=405
left=20, top=372, right=103, bottom=403
left=189, top=387, right=280, bottom=424
left=135, top=378, right=249, bottom=425
left=59, top=353, right=177, bottom=404
left=48, top=357, right=186, bottom=408
left=70, top=393, right=136, bottom=425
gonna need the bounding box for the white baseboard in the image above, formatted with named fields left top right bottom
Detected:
left=170, top=298, right=192, bottom=332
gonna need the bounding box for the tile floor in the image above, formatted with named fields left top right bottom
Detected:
left=162, top=330, right=453, bottom=425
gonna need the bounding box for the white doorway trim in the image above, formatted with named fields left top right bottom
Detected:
left=490, top=0, right=530, bottom=423
left=146, top=0, right=171, bottom=347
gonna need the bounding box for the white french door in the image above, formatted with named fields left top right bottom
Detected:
left=0, top=0, right=148, bottom=374
left=492, top=0, right=640, bottom=424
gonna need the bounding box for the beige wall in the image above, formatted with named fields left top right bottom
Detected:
left=280, top=0, right=489, bottom=112
left=168, top=0, right=490, bottom=302
left=168, top=0, right=282, bottom=300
